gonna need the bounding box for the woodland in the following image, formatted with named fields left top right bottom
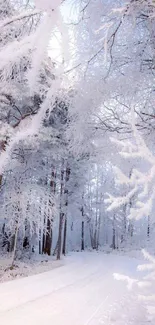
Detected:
left=0, top=0, right=154, bottom=270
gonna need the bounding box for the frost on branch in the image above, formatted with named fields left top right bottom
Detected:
left=137, top=249, right=155, bottom=322
left=107, top=123, right=155, bottom=322
left=114, top=273, right=137, bottom=290
left=0, top=0, right=67, bottom=174
left=105, top=129, right=155, bottom=220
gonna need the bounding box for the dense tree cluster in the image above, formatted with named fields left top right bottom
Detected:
left=0, top=1, right=154, bottom=284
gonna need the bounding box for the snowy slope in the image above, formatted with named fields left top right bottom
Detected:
left=0, top=252, right=147, bottom=325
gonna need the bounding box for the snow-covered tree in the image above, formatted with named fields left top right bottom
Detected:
left=0, top=0, right=68, bottom=174
left=106, top=119, right=155, bottom=322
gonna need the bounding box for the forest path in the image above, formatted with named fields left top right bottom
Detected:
left=0, top=252, right=145, bottom=325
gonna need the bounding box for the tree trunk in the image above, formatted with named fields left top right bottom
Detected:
left=89, top=224, right=94, bottom=249
left=39, top=228, right=42, bottom=255
left=42, top=172, right=48, bottom=254
left=128, top=221, right=134, bottom=237
left=53, top=240, right=58, bottom=256
left=121, top=204, right=127, bottom=244
left=44, top=218, right=52, bottom=255
left=62, top=163, right=70, bottom=256
left=10, top=177, right=21, bottom=259
left=11, top=221, right=19, bottom=268
left=81, top=220, right=84, bottom=251
left=44, top=168, right=57, bottom=256
left=94, top=167, right=99, bottom=250
left=97, top=213, right=101, bottom=250
left=42, top=220, right=46, bottom=254
left=62, top=217, right=67, bottom=255
left=9, top=234, right=15, bottom=253
left=57, top=211, right=64, bottom=260
left=57, top=161, right=65, bottom=260
left=112, top=227, right=116, bottom=249
left=112, top=215, right=116, bottom=249
left=147, top=215, right=150, bottom=237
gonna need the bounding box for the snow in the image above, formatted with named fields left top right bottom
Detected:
left=0, top=254, right=63, bottom=283
left=0, top=252, right=148, bottom=325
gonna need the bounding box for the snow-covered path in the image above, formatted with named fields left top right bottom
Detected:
left=0, top=252, right=145, bottom=325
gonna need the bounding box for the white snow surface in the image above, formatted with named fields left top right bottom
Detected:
left=0, top=252, right=149, bottom=325
left=0, top=254, right=64, bottom=283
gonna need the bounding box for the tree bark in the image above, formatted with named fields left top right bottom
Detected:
left=57, top=211, right=64, bottom=260
left=112, top=215, right=116, bottom=249
left=42, top=217, right=46, bottom=254
left=44, top=168, right=57, bottom=256
left=147, top=215, right=150, bottom=237
left=81, top=220, right=85, bottom=251
left=62, top=163, right=70, bottom=256
left=42, top=172, right=48, bottom=254
left=57, top=160, right=65, bottom=260
left=11, top=220, right=19, bottom=268
left=62, top=217, right=67, bottom=255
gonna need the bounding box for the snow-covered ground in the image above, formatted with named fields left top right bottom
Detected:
left=0, top=252, right=148, bottom=325
left=0, top=254, right=64, bottom=283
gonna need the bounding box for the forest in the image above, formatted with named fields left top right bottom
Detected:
left=0, top=0, right=155, bottom=262
left=0, top=0, right=155, bottom=324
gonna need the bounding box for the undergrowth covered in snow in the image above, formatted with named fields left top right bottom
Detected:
left=0, top=253, right=63, bottom=283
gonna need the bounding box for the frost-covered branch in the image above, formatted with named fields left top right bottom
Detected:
left=107, top=114, right=155, bottom=321
left=137, top=249, right=155, bottom=321
left=0, top=9, right=41, bottom=29
left=105, top=124, right=155, bottom=220
left=0, top=0, right=68, bottom=174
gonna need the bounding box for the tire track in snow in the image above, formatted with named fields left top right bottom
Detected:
left=0, top=259, right=108, bottom=314
left=84, top=294, right=111, bottom=325
left=0, top=253, right=142, bottom=325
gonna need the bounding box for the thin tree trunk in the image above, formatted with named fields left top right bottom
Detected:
left=11, top=221, right=19, bottom=268
left=147, top=215, right=150, bottom=238
left=121, top=204, right=127, bottom=244
left=57, top=211, right=64, bottom=260
left=81, top=192, right=85, bottom=251
left=112, top=215, right=116, bottom=249
left=128, top=221, right=134, bottom=237
left=62, top=163, right=70, bottom=256
left=93, top=166, right=99, bottom=250
left=44, top=168, right=57, bottom=255
left=39, top=197, right=42, bottom=254
left=42, top=171, right=48, bottom=254
left=53, top=240, right=58, bottom=256
left=39, top=228, right=42, bottom=254
left=89, top=223, right=94, bottom=249
left=81, top=220, right=84, bottom=251
left=112, top=227, right=116, bottom=249
left=97, top=213, right=101, bottom=250
left=42, top=219, right=46, bottom=254
left=44, top=218, right=52, bottom=255
left=57, top=160, right=65, bottom=260
left=62, top=217, right=67, bottom=255
left=10, top=177, right=21, bottom=259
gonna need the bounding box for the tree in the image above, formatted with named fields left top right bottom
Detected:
left=106, top=119, right=155, bottom=322
left=0, top=0, right=67, bottom=175
left=0, top=0, right=71, bottom=264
